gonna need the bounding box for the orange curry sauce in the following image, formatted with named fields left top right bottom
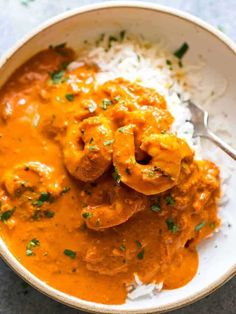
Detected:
left=0, top=46, right=220, bottom=304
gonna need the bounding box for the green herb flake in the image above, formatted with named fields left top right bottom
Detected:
left=119, top=244, right=126, bottom=252
left=95, top=33, right=105, bottom=46
left=26, top=238, right=40, bottom=256
left=1, top=207, right=16, bottom=222
left=44, top=210, right=55, bottom=218
left=27, top=238, right=39, bottom=249
left=50, top=43, right=68, bottom=56
left=50, top=69, right=65, bottom=84
left=165, top=195, right=175, bottom=206
left=135, top=240, right=142, bottom=248
left=137, top=249, right=145, bottom=260
left=88, top=145, right=98, bottom=151
left=64, top=249, right=76, bottom=259
left=195, top=221, right=206, bottom=232
left=174, top=42, right=189, bottom=59
left=61, top=186, right=71, bottom=195
left=114, top=95, right=121, bottom=102
left=82, top=212, right=93, bottom=219
left=61, top=61, right=69, bottom=70
left=26, top=249, right=34, bottom=256
left=32, top=200, right=44, bottom=207
left=108, top=36, right=117, bottom=48
left=166, top=218, right=179, bottom=233
left=209, top=221, right=216, bottom=229
left=104, top=139, right=114, bottom=146
left=120, top=30, right=126, bottom=41
left=118, top=126, right=128, bottom=133
left=151, top=203, right=161, bottom=212
left=65, top=94, right=74, bottom=102
left=39, top=192, right=51, bottom=202
left=125, top=168, right=132, bottom=175
left=101, top=99, right=112, bottom=110
left=112, top=167, right=121, bottom=184
left=178, top=60, right=183, bottom=68
left=166, top=59, right=172, bottom=66
left=32, top=192, right=53, bottom=207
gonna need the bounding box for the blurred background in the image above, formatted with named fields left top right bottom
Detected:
left=0, top=0, right=235, bottom=313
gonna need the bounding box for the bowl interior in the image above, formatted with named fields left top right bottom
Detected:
left=0, top=3, right=236, bottom=313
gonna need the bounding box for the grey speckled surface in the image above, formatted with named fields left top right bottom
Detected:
left=0, top=1, right=235, bottom=313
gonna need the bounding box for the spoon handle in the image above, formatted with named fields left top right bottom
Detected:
left=202, top=129, right=236, bottom=161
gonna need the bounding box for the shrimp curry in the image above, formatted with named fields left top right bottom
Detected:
left=0, top=45, right=220, bottom=304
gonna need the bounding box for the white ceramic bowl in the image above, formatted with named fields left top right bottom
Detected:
left=0, top=2, right=236, bottom=313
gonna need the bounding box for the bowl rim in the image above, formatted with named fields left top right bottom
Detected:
left=0, top=1, right=236, bottom=313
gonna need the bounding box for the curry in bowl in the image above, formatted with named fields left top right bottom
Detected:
left=0, top=34, right=220, bottom=304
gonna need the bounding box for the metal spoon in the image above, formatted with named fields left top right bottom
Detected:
left=188, top=101, right=236, bottom=160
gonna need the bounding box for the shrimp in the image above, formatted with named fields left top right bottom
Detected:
left=63, top=116, right=114, bottom=182
left=81, top=176, right=148, bottom=230
left=113, top=125, right=193, bottom=195
left=123, top=108, right=173, bottom=161
left=3, top=161, right=62, bottom=197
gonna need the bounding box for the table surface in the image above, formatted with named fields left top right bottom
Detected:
left=0, top=0, right=235, bottom=313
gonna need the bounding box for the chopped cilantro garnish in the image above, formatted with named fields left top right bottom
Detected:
left=166, top=218, right=179, bottom=233
left=174, top=42, right=189, bottom=59
left=151, top=202, right=161, bottom=212
left=44, top=210, right=55, bottom=218
left=95, top=33, right=105, bottom=46
left=88, top=145, right=98, bottom=151
left=137, top=249, right=145, bottom=260
left=112, top=167, right=121, bottom=184
left=165, top=195, right=175, bottom=206
left=82, top=212, right=93, bottom=219
left=32, top=200, right=44, bottom=207
left=101, top=99, right=112, bottom=110
left=195, top=221, right=206, bottom=232
left=209, top=221, right=216, bottom=229
left=50, top=43, right=68, bottom=56
left=32, top=192, right=53, bottom=207
left=120, top=30, right=126, bottom=41
left=118, top=126, right=129, bottom=133
left=119, top=244, right=126, bottom=252
left=38, top=192, right=51, bottom=202
left=135, top=240, right=142, bottom=248
left=26, top=238, right=40, bottom=256
left=114, top=95, right=121, bottom=102
left=61, top=61, right=69, bottom=70
left=104, top=139, right=114, bottom=146
left=65, top=94, right=74, bottom=102
left=1, top=207, right=16, bottom=222
left=64, top=249, right=76, bottom=259
left=166, top=59, right=172, bottom=66
left=61, top=186, right=71, bottom=195
left=50, top=69, right=65, bottom=84
left=125, top=168, right=132, bottom=175
left=108, top=36, right=117, bottom=48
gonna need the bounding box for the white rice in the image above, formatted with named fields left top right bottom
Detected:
left=69, top=33, right=231, bottom=301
